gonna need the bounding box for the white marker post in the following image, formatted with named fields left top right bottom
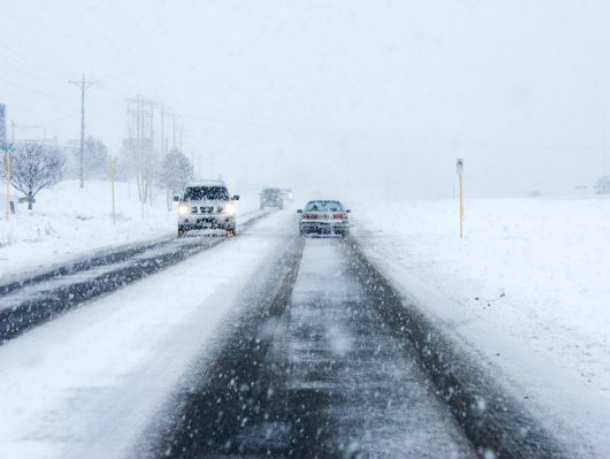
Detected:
left=110, top=157, right=117, bottom=225
left=456, top=158, right=464, bottom=239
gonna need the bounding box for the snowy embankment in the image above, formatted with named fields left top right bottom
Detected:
left=0, top=180, right=258, bottom=279
left=0, top=210, right=296, bottom=459
left=353, top=196, right=610, bottom=455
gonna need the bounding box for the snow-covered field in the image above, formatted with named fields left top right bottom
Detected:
left=0, top=180, right=258, bottom=279
left=353, top=196, right=610, bottom=455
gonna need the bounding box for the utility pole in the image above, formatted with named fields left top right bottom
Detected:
left=68, top=74, right=97, bottom=189
left=171, top=113, right=177, bottom=150
left=160, top=104, right=166, bottom=157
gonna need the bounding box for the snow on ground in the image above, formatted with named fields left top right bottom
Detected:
left=0, top=179, right=258, bottom=279
left=353, top=196, right=610, bottom=456
left=0, top=209, right=296, bottom=459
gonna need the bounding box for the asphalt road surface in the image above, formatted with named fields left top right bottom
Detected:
left=145, top=239, right=476, bottom=458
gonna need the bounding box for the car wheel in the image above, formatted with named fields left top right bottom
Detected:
left=227, top=227, right=237, bottom=237
left=178, top=227, right=186, bottom=238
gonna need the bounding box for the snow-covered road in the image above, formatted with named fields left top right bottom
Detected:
left=144, top=238, right=475, bottom=458
left=284, top=240, right=474, bottom=457
left=0, top=209, right=269, bottom=343
left=0, top=205, right=592, bottom=458
left=0, top=210, right=296, bottom=459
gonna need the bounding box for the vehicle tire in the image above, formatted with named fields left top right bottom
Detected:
left=227, top=227, right=237, bottom=237
left=177, top=227, right=186, bottom=238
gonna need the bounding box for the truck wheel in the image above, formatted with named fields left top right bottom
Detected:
left=227, top=227, right=237, bottom=237
left=178, top=227, right=186, bottom=238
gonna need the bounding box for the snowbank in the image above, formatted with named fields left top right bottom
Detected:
left=0, top=179, right=259, bottom=279
left=353, top=196, right=610, bottom=455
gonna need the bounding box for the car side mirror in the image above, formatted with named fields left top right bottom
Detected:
left=232, top=195, right=240, bottom=201
left=173, top=195, right=181, bottom=202
left=297, top=209, right=303, bottom=214
left=346, top=209, right=351, bottom=213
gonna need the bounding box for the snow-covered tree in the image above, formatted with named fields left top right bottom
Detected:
left=158, top=149, right=194, bottom=209
left=159, top=149, right=194, bottom=192
left=83, top=136, right=109, bottom=178
left=117, top=137, right=138, bottom=181
left=7, top=142, right=64, bottom=210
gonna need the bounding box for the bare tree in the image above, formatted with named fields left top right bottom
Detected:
left=7, top=142, right=64, bottom=210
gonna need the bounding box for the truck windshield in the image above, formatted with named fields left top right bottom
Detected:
left=262, top=189, right=281, bottom=197
left=184, top=186, right=229, bottom=201
left=305, top=200, right=344, bottom=212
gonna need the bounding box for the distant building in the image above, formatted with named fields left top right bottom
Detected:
left=0, top=103, right=6, bottom=147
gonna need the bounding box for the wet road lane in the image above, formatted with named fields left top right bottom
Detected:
left=149, top=238, right=475, bottom=458
left=285, top=239, right=474, bottom=458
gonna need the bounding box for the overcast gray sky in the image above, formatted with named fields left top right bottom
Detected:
left=1, top=0, right=610, bottom=198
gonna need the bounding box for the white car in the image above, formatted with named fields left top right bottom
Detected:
left=297, top=200, right=350, bottom=237
left=174, top=181, right=239, bottom=237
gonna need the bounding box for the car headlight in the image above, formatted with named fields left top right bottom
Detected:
left=224, top=202, right=237, bottom=216
left=178, top=203, right=191, bottom=216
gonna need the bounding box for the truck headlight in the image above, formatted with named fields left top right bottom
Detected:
left=178, top=203, right=191, bottom=216
left=224, top=202, right=237, bottom=216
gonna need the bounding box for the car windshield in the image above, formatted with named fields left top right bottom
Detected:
left=305, top=200, right=344, bottom=212
left=184, top=186, right=229, bottom=201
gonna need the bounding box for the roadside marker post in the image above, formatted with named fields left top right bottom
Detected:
left=110, top=157, right=117, bottom=225
left=456, top=158, right=464, bottom=239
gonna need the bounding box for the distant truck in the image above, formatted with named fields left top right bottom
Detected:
left=280, top=188, right=294, bottom=202
left=260, top=188, right=284, bottom=209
